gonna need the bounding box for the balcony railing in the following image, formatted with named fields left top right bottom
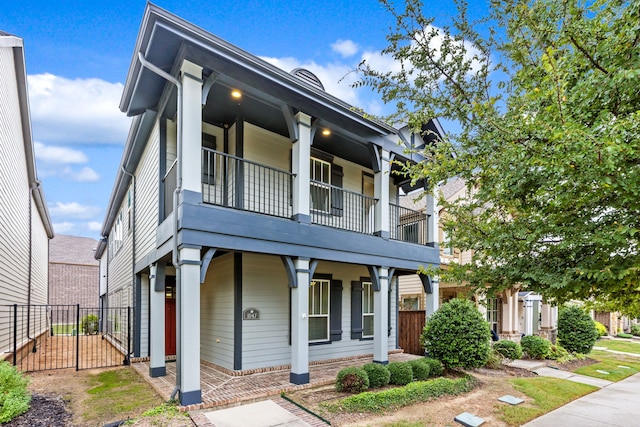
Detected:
left=202, top=148, right=294, bottom=219
left=310, top=180, right=377, bottom=234
left=389, top=203, right=429, bottom=245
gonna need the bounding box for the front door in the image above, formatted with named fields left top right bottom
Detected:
left=165, top=277, right=176, bottom=356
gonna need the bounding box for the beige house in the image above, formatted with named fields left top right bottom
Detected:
left=0, top=32, right=54, bottom=360
left=398, top=178, right=557, bottom=341
left=48, top=235, right=99, bottom=307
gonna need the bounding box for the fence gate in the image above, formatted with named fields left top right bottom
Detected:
left=398, top=310, right=426, bottom=355
left=2, top=305, right=130, bottom=372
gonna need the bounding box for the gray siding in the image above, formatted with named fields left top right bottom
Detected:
left=200, top=253, right=234, bottom=369
left=135, top=121, right=159, bottom=264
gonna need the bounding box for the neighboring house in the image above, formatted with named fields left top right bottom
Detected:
left=398, top=178, right=557, bottom=341
left=48, top=235, right=99, bottom=307
left=0, top=32, right=54, bottom=361
left=95, top=4, right=440, bottom=406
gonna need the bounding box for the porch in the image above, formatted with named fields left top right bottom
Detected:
left=132, top=352, right=419, bottom=411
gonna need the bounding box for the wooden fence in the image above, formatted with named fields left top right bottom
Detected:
left=398, top=310, right=426, bottom=355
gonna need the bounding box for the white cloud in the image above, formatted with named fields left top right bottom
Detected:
left=52, top=222, right=75, bottom=234
left=87, top=222, right=103, bottom=232
left=72, top=167, right=100, bottom=182
left=34, top=142, right=88, bottom=164
left=48, top=202, right=100, bottom=220
left=331, top=39, right=359, bottom=58
left=28, top=73, right=130, bottom=145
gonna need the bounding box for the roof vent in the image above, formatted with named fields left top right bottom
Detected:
left=291, top=68, right=324, bottom=91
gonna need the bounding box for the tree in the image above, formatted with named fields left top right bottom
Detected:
left=358, top=0, right=640, bottom=307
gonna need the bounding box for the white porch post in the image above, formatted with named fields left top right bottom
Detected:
left=149, top=264, right=166, bottom=377
left=524, top=298, right=533, bottom=336
left=290, top=258, right=310, bottom=384
left=180, top=60, right=203, bottom=193
left=511, top=292, right=519, bottom=335
left=551, top=305, right=558, bottom=329
left=374, top=150, right=390, bottom=238
left=424, top=277, right=439, bottom=317
left=373, top=267, right=389, bottom=364
left=292, top=112, right=311, bottom=222
left=540, top=303, right=552, bottom=329
left=178, top=247, right=201, bottom=405
left=501, top=290, right=513, bottom=335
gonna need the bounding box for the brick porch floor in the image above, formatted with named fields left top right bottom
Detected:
left=132, top=352, right=420, bottom=412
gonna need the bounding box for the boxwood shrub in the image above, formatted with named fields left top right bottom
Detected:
left=630, top=324, right=640, bottom=337
left=424, top=358, right=444, bottom=377
left=387, top=362, right=414, bottom=385
left=520, top=335, right=551, bottom=359
left=335, top=367, right=369, bottom=393
left=492, top=340, right=523, bottom=360
left=558, top=306, right=598, bottom=354
left=363, top=363, right=390, bottom=388
left=409, top=359, right=430, bottom=381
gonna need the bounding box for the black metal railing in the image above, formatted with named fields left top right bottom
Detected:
left=163, top=160, right=177, bottom=218
left=389, top=203, right=429, bottom=244
left=202, top=148, right=294, bottom=219
left=310, top=181, right=377, bottom=234
left=2, top=304, right=129, bottom=372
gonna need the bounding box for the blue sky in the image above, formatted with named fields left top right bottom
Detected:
left=1, top=0, right=474, bottom=239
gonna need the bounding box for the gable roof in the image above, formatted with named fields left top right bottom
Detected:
left=50, top=235, right=99, bottom=266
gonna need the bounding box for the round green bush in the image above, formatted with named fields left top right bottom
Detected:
left=0, top=361, right=30, bottom=423
left=387, top=362, right=414, bottom=385
left=335, top=367, right=369, bottom=393
left=594, top=321, right=608, bottom=337
left=520, top=335, right=551, bottom=359
left=630, top=324, right=640, bottom=337
left=424, top=358, right=444, bottom=377
left=492, top=340, right=523, bottom=360
left=409, top=359, right=430, bottom=381
left=363, top=363, right=390, bottom=388
left=557, top=306, right=599, bottom=354
left=420, top=299, right=492, bottom=370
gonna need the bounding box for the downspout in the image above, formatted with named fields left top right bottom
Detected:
left=136, top=52, right=182, bottom=400
left=26, top=182, right=39, bottom=353
left=120, top=165, right=136, bottom=360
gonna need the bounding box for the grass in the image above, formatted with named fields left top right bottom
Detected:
left=80, top=368, right=163, bottom=425
left=498, top=377, right=596, bottom=426
left=572, top=350, right=640, bottom=382
left=595, top=339, right=640, bottom=355
left=51, top=324, right=75, bottom=335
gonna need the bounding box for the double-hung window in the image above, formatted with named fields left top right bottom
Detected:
left=362, top=281, right=374, bottom=338
left=310, top=157, right=330, bottom=212
left=309, top=279, right=330, bottom=342
left=486, top=297, right=500, bottom=333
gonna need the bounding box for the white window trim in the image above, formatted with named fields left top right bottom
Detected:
left=310, top=157, right=331, bottom=213
left=362, top=281, right=374, bottom=338
left=309, top=279, right=330, bottom=343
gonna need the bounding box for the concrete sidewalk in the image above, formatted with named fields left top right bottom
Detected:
left=507, top=359, right=613, bottom=388
left=523, top=372, right=640, bottom=426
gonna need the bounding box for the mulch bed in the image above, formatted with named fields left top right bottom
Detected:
left=3, top=394, right=72, bottom=427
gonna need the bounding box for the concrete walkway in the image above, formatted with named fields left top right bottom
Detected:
left=523, top=372, right=640, bottom=426
left=507, top=359, right=613, bottom=388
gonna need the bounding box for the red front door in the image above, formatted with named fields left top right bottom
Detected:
left=165, top=279, right=176, bottom=356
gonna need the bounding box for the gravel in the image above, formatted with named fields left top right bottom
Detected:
left=4, top=394, right=72, bottom=427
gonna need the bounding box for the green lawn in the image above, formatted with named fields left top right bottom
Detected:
left=572, top=349, right=640, bottom=382
left=595, top=339, right=640, bottom=355
left=51, top=324, right=76, bottom=335
left=498, top=377, right=596, bottom=426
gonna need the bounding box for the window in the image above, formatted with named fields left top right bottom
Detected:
left=486, top=297, right=500, bottom=333
left=401, top=295, right=420, bottom=311
left=309, top=279, right=330, bottom=342
left=362, top=281, right=374, bottom=337
left=442, top=228, right=454, bottom=256
left=310, top=157, right=330, bottom=212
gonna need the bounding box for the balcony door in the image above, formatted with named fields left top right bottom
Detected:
left=362, top=174, right=374, bottom=233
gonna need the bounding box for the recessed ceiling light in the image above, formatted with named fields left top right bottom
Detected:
left=321, top=129, right=331, bottom=136
left=231, top=89, right=242, bottom=99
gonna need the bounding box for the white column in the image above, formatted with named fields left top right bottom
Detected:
left=373, top=267, right=389, bottom=364
left=290, top=258, right=310, bottom=384
left=149, top=264, right=166, bottom=377
left=551, top=305, right=558, bottom=328
left=501, top=290, right=512, bottom=335
left=292, top=113, right=311, bottom=222
left=512, top=292, right=519, bottom=334
left=374, top=150, right=390, bottom=238
left=541, top=303, right=552, bottom=329
left=179, top=60, right=203, bottom=193
left=178, top=247, right=201, bottom=405
left=424, top=277, right=439, bottom=317
left=524, top=298, right=533, bottom=336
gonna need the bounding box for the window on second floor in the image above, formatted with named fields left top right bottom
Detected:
left=310, top=157, right=331, bottom=212
left=442, top=228, right=454, bottom=256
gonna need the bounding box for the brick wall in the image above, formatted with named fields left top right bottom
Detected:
left=48, top=263, right=99, bottom=307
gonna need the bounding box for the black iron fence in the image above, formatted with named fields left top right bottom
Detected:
left=1, top=304, right=130, bottom=372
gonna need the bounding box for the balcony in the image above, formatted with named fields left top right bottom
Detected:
left=389, top=203, right=429, bottom=245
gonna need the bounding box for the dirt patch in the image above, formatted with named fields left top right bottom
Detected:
left=286, top=365, right=537, bottom=426
left=547, top=357, right=598, bottom=371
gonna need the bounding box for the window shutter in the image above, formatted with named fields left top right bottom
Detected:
left=388, top=284, right=392, bottom=337
left=331, top=164, right=343, bottom=217
left=351, top=281, right=363, bottom=339
left=330, top=280, right=343, bottom=341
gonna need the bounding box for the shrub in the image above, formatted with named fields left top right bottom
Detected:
left=81, top=314, right=99, bottom=335
left=363, top=363, right=390, bottom=388
left=558, top=306, right=599, bottom=354
left=387, top=362, right=414, bottom=385
left=424, top=358, right=444, bottom=377
left=485, top=349, right=503, bottom=369
left=492, top=340, right=523, bottom=360
left=631, top=324, right=640, bottom=337
left=420, top=299, right=492, bottom=370
left=335, top=367, right=369, bottom=393
left=594, top=321, right=608, bottom=337
left=547, top=345, right=573, bottom=363
left=0, top=361, right=30, bottom=423
left=409, top=359, right=430, bottom=381
left=520, top=335, right=551, bottom=359
left=617, top=332, right=633, bottom=339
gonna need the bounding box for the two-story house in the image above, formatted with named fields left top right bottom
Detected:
left=95, top=4, right=440, bottom=406
left=0, top=32, right=54, bottom=361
